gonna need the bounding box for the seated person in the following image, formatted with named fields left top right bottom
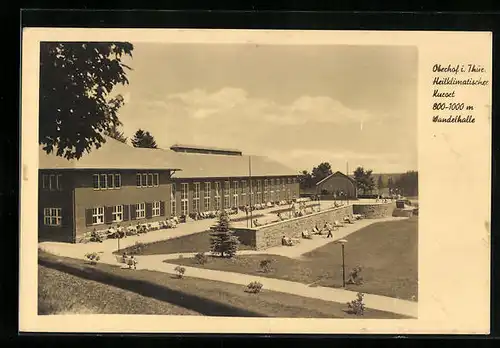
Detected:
left=302, top=229, right=313, bottom=239
left=116, top=224, right=125, bottom=238
left=312, top=224, right=321, bottom=234
left=91, top=228, right=103, bottom=243
left=107, top=226, right=117, bottom=237
left=282, top=235, right=294, bottom=246
left=343, top=215, right=354, bottom=224
left=253, top=219, right=261, bottom=227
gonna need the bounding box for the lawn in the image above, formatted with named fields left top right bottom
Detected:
left=114, top=230, right=254, bottom=256
left=171, top=217, right=418, bottom=301
left=38, top=251, right=406, bottom=318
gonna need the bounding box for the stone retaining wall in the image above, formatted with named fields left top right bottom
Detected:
left=233, top=205, right=353, bottom=250
left=352, top=202, right=395, bottom=219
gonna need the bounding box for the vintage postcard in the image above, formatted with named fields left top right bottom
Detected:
left=19, top=29, right=491, bottom=334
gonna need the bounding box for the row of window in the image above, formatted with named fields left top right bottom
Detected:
left=90, top=201, right=163, bottom=225
left=174, top=179, right=298, bottom=215
left=93, top=173, right=122, bottom=190
left=136, top=173, right=160, bottom=188
left=42, top=174, right=63, bottom=191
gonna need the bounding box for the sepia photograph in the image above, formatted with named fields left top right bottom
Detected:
left=20, top=29, right=491, bottom=334
left=36, top=41, right=418, bottom=319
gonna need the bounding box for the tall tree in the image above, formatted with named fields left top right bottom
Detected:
left=131, top=129, right=158, bottom=149
left=377, top=175, right=384, bottom=190
left=394, top=171, right=418, bottom=197
left=299, top=170, right=314, bottom=189
left=353, top=167, right=376, bottom=195
left=210, top=211, right=240, bottom=258
left=311, top=162, right=333, bottom=184
left=39, top=42, right=134, bottom=159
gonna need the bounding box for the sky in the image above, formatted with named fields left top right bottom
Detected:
left=112, top=43, right=418, bottom=174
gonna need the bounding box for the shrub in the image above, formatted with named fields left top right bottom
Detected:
left=194, top=252, right=208, bottom=265
left=210, top=211, right=240, bottom=258
left=246, top=281, right=263, bottom=294
left=128, top=241, right=146, bottom=255
left=259, top=259, right=273, bottom=273
left=346, top=292, right=366, bottom=315
left=84, top=252, right=100, bottom=265
left=346, top=266, right=363, bottom=285
left=174, top=265, right=186, bottom=278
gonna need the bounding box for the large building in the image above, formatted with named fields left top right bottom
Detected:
left=39, top=137, right=300, bottom=243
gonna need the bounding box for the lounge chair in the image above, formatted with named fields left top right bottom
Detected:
left=333, top=220, right=344, bottom=228
left=312, top=226, right=321, bottom=234
left=150, top=221, right=161, bottom=230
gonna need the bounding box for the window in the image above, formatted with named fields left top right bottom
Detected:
left=276, top=178, right=280, bottom=197
left=92, top=207, right=105, bottom=225
left=148, top=173, right=153, bottom=187
left=107, top=174, right=115, bottom=189
left=152, top=201, right=161, bottom=217
left=136, top=173, right=142, bottom=187
left=43, top=208, right=61, bottom=226
left=181, top=183, right=189, bottom=215
left=241, top=181, right=247, bottom=195
left=233, top=181, right=239, bottom=207
left=270, top=179, right=275, bottom=201
left=215, top=182, right=221, bottom=210
left=256, top=180, right=262, bottom=203
left=153, top=173, right=159, bottom=187
left=115, top=174, right=121, bottom=188
left=142, top=173, right=148, bottom=188
left=112, top=205, right=123, bottom=222
left=193, top=183, right=201, bottom=212
left=136, top=203, right=146, bottom=219
left=42, top=174, right=49, bottom=189
left=204, top=182, right=211, bottom=210
left=224, top=181, right=230, bottom=209
left=99, top=174, right=107, bottom=189
left=171, top=183, right=177, bottom=216
left=264, top=179, right=269, bottom=202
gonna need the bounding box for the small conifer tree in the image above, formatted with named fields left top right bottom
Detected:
left=210, top=211, right=240, bottom=258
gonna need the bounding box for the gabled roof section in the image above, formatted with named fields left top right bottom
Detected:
left=170, top=144, right=242, bottom=156
left=39, top=136, right=297, bottom=177
left=39, top=136, right=181, bottom=170
left=164, top=151, right=297, bottom=178
left=315, top=171, right=357, bottom=186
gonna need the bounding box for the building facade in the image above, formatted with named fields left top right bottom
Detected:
left=315, top=171, right=358, bottom=199
left=39, top=138, right=299, bottom=243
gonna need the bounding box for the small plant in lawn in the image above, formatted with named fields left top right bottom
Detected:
left=174, top=265, right=186, bottom=278
left=346, top=266, right=363, bottom=285
left=194, top=252, right=208, bottom=265
left=346, top=292, right=366, bottom=315
left=259, top=259, right=273, bottom=273
left=210, top=211, right=240, bottom=258
left=246, top=281, right=263, bottom=294
left=84, top=252, right=100, bottom=265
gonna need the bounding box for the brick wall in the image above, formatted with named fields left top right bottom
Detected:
left=233, top=205, right=353, bottom=250
left=352, top=202, right=395, bottom=219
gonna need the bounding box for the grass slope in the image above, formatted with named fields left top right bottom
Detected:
left=38, top=251, right=405, bottom=318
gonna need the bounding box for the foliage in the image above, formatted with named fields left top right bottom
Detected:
left=311, top=162, right=333, bottom=184
left=39, top=42, right=133, bottom=159
left=353, top=167, right=376, bottom=195
left=346, top=292, right=366, bottom=315
left=346, top=266, right=364, bottom=285
left=174, top=265, right=186, bottom=278
left=131, top=129, right=158, bottom=148
left=394, top=171, right=418, bottom=197
left=129, top=241, right=146, bottom=255
left=210, top=211, right=240, bottom=258
left=194, top=252, right=209, bottom=265
left=259, top=259, right=273, bottom=273
left=299, top=170, right=314, bottom=189
left=105, top=120, right=128, bottom=144
left=246, top=281, right=263, bottom=294
left=84, top=252, right=101, bottom=265
left=377, top=175, right=384, bottom=190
